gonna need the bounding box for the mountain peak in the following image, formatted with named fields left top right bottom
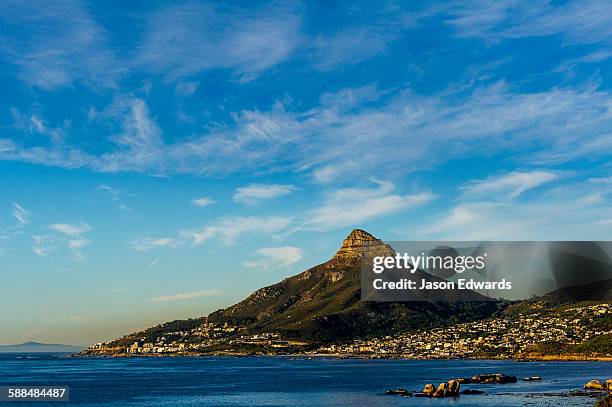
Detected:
left=334, top=229, right=394, bottom=259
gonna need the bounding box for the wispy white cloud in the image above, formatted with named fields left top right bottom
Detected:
left=589, top=176, right=612, bottom=184
left=136, top=3, right=301, bottom=82
left=233, top=183, right=296, bottom=204
left=184, top=227, right=217, bottom=247
left=2, top=82, right=610, bottom=182
left=191, top=197, right=216, bottom=207
left=100, top=98, right=164, bottom=173
left=0, top=0, right=120, bottom=89
left=32, top=235, right=55, bottom=257
left=422, top=180, right=612, bottom=240
left=555, top=49, right=612, bottom=73
left=38, top=222, right=92, bottom=261
left=182, top=216, right=293, bottom=246
left=3, top=98, right=165, bottom=176
left=310, top=27, right=391, bottom=71
left=460, top=171, right=559, bottom=199
left=117, top=204, right=136, bottom=214
left=12, top=203, right=30, bottom=225
left=33, top=245, right=50, bottom=257
left=68, top=238, right=91, bottom=250
left=304, top=179, right=432, bottom=231
left=131, top=180, right=430, bottom=250
left=1, top=203, right=28, bottom=253
left=175, top=81, right=199, bottom=97
left=49, top=222, right=90, bottom=237
left=10, top=108, right=67, bottom=143
left=149, top=289, right=224, bottom=303
left=242, top=246, right=303, bottom=270
left=130, top=237, right=178, bottom=252
left=72, top=252, right=87, bottom=263
left=131, top=215, right=293, bottom=252
left=98, top=184, right=136, bottom=213
left=445, top=0, right=612, bottom=46
left=97, top=184, right=119, bottom=199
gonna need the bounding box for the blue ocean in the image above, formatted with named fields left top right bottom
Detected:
left=0, top=353, right=609, bottom=406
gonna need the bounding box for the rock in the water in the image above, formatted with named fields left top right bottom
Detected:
left=523, top=376, right=541, bottom=382
left=497, top=374, right=518, bottom=384
left=422, top=383, right=436, bottom=396
left=446, top=379, right=461, bottom=396
left=596, top=395, right=612, bottom=407
left=432, top=380, right=461, bottom=397
left=585, top=380, right=606, bottom=390
left=472, top=373, right=517, bottom=384
left=385, top=388, right=410, bottom=396
left=461, top=389, right=485, bottom=395
left=606, top=379, right=612, bottom=391
left=433, top=383, right=446, bottom=398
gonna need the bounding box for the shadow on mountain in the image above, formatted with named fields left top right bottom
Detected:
left=549, top=241, right=612, bottom=301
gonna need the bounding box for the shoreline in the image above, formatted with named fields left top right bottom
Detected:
left=73, top=352, right=612, bottom=362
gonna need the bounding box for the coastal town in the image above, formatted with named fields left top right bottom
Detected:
left=85, top=303, right=611, bottom=359
left=316, top=303, right=611, bottom=358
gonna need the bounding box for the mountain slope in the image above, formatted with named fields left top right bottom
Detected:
left=207, top=229, right=500, bottom=340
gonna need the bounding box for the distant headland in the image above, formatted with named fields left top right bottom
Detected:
left=0, top=341, right=82, bottom=353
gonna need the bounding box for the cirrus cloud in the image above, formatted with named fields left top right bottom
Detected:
left=460, top=170, right=560, bottom=199
left=233, top=183, right=296, bottom=204
left=149, top=289, right=224, bottom=303
left=242, top=246, right=303, bottom=270
left=49, top=222, right=91, bottom=236
left=191, top=197, right=216, bottom=207
left=303, top=179, right=433, bottom=231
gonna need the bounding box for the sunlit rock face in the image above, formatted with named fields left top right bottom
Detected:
left=333, top=229, right=395, bottom=260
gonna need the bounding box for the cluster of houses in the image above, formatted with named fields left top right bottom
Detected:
left=314, top=303, right=611, bottom=358
left=121, top=321, right=243, bottom=354
left=106, top=322, right=307, bottom=355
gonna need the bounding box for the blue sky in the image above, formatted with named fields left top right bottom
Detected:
left=1, top=0, right=612, bottom=345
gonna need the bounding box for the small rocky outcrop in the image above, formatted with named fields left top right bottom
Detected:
left=585, top=379, right=612, bottom=391
left=396, top=372, right=522, bottom=400
left=585, top=380, right=606, bottom=391
left=384, top=388, right=410, bottom=396
left=432, top=380, right=461, bottom=397
left=461, top=389, right=484, bottom=395
left=326, top=270, right=344, bottom=283
left=471, top=373, right=518, bottom=384
left=432, top=383, right=446, bottom=397
left=596, top=395, right=612, bottom=407
left=422, top=383, right=436, bottom=396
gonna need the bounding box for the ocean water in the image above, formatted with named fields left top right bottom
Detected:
left=0, top=353, right=609, bottom=406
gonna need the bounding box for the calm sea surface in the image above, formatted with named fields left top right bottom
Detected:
left=0, top=353, right=609, bottom=406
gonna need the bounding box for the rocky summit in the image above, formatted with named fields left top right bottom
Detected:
left=333, top=229, right=394, bottom=260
